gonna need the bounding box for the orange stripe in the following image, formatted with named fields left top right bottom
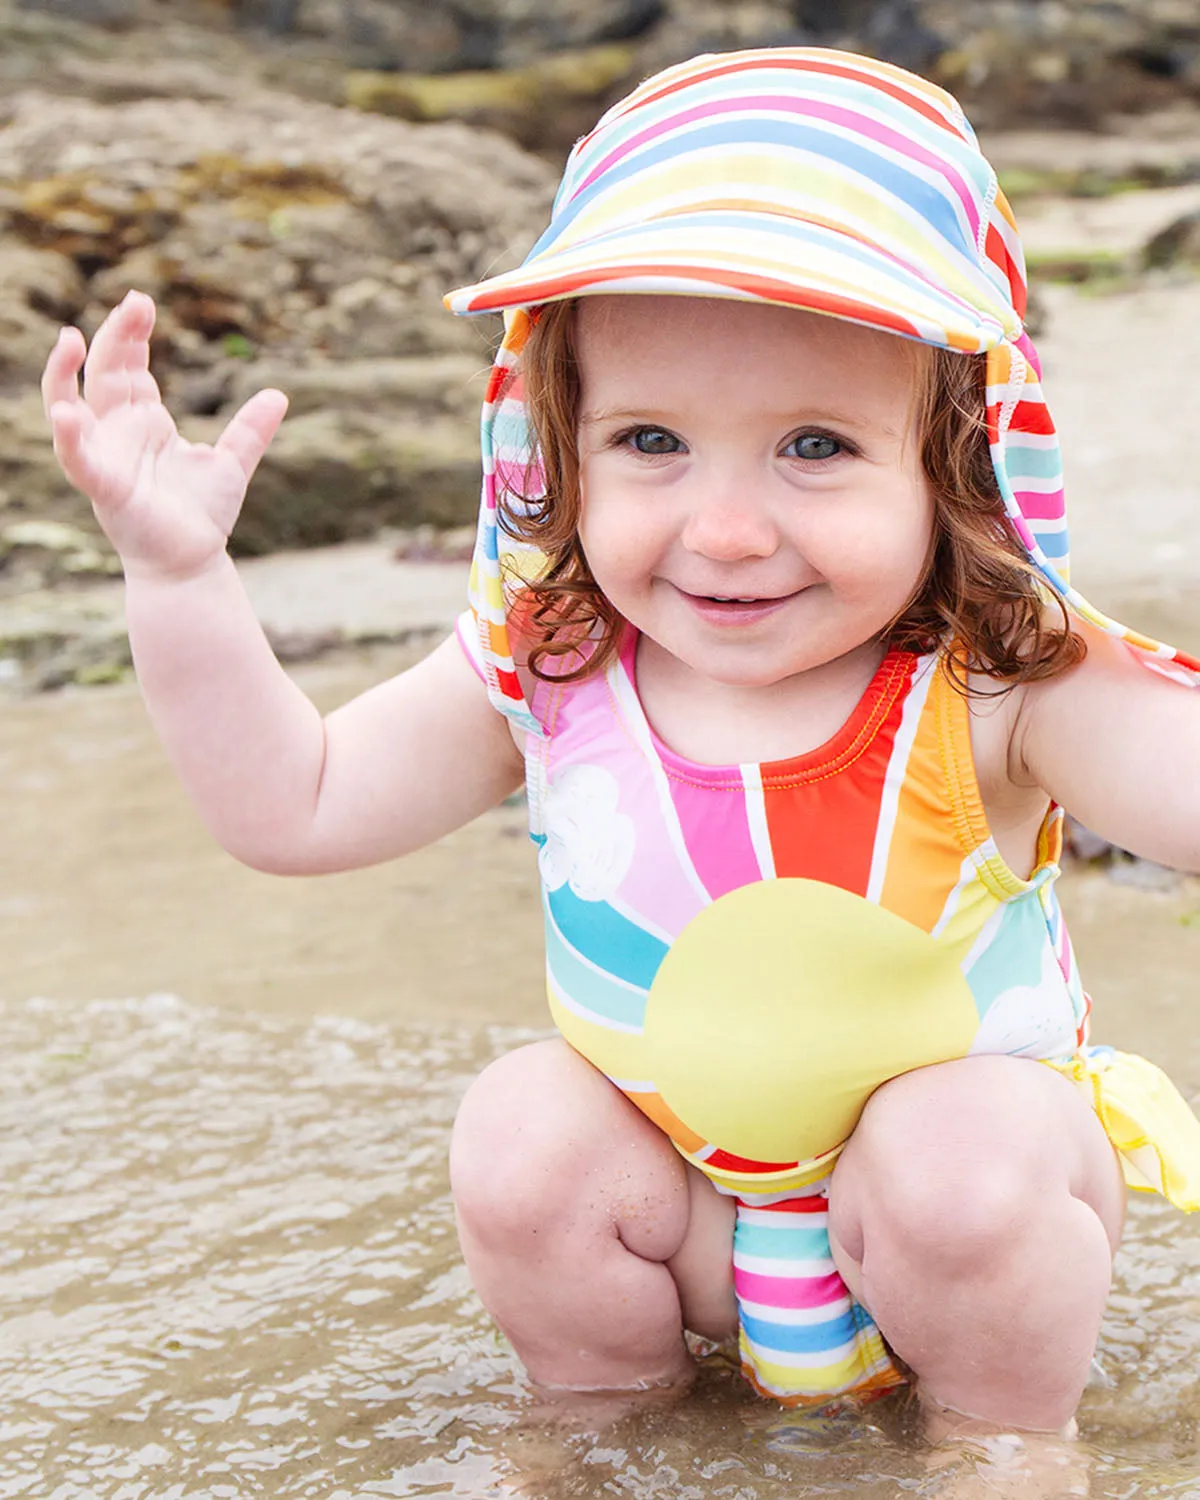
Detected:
left=462, top=263, right=928, bottom=340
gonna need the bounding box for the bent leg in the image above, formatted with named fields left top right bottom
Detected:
left=450, top=1038, right=736, bottom=1391
left=828, top=1056, right=1124, bottom=1431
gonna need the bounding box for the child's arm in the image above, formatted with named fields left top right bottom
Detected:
left=43, top=292, right=523, bottom=874
left=1015, top=621, right=1200, bottom=871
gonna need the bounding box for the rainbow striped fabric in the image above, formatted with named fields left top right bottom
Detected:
left=446, top=45, right=1200, bottom=730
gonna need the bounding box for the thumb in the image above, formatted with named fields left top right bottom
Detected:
left=214, top=388, right=289, bottom=482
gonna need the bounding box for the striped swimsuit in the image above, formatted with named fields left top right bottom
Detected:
left=516, top=628, right=1095, bottom=1403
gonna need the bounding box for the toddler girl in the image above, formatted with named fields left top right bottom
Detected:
left=42, top=47, right=1200, bottom=1434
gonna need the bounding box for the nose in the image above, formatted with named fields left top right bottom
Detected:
left=679, top=476, right=779, bottom=562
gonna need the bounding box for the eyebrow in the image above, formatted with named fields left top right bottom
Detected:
left=579, top=405, right=901, bottom=434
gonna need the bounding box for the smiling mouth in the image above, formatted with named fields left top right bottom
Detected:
left=676, top=587, right=801, bottom=623
left=681, top=588, right=797, bottom=605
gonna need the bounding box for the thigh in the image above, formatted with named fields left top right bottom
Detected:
left=451, top=1038, right=737, bottom=1339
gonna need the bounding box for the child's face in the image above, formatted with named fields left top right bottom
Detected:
left=574, top=296, right=934, bottom=689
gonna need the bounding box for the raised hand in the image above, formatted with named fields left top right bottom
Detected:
left=41, top=291, right=288, bottom=580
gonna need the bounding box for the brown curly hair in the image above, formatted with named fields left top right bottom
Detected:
left=497, top=298, right=1084, bottom=690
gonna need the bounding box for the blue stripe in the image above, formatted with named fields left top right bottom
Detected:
left=546, top=884, right=668, bottom=991
left=491, top=408, right=533, bottom=454
left=1003, top=445, right=1061, bottom=479
left=530, top=118, right=972, bottom=263
left=740, top=1306, right=859, bottom=1355
left=734, top=1222, right=830, bottom=1261
left=1032, top=526, right=1069, bottom=559
left=545, top=915, right=648, bottom=1031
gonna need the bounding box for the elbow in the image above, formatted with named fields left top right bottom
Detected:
left=209, top=822, right=327, bottom=877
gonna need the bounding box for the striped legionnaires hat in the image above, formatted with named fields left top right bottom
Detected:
left=446, top=46, right=1200, bottom=732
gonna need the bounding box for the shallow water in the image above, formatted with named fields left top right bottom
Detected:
left=4, top=992, right=1200, bottom=1500
left=6, top=657, right=1200, bottom=1496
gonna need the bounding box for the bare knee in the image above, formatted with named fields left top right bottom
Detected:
left=831, top=1057, right=1123, bottom=1274
left=450, top=1039, right=690, bottom=1260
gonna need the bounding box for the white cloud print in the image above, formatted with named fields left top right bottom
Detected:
left=539, top=763, right=635, bottom=903
left=968, top=943, right=1079, bottom=1059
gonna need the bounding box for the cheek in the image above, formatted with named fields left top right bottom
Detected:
left=578, top=477, right=663, bottom=582
left=821, top=485, right=933, bottom=594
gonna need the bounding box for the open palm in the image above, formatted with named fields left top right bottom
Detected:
left=42, top=291, right=288, bottom=580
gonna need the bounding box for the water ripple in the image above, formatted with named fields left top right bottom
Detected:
left=4, top=995, right=1200, bottom=1497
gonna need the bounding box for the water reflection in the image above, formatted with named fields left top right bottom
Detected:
left=4, top=995, right=1200, bottom=1497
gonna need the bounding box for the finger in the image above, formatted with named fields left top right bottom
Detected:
left=48, top=401, right=106, bottom=498
left=82, top=290, right=162, bottom=416
left=41, top=327, right=87, bottom=418
left=214, top=389, right=289, bottom=480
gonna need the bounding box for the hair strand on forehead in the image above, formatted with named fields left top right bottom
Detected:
left=498, top=301, right=1084, bottom=691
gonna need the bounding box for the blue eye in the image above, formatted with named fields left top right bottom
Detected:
left=787, top=432, right=842, bottom=461
left=628, top=427, right=683, bottom=455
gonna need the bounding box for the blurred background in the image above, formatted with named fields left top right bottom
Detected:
left=4, top=4, right=1200, bottom=1495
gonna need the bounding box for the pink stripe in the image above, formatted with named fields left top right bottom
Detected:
left=1012, top=488, right=1064, bottom=521
left=666, top=776, right=762, bottom=899
left=493, top=456, right=544, bottom=497
left=734, top=1268, right=847, bottom=1310
left=573, top=95, right=980, bottom=242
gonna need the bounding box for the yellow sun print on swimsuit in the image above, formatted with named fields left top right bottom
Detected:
left=642, top=879, right=978, bottom=1168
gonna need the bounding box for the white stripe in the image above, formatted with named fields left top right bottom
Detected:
left=1000, top=430, right=1059, bottom=450
left=733, top=1253, right=834, bottom=1279
left=865, top=653, right=936, bottom=903
left=608, top=656, right=713, bottom=905
left=959, top=894, right=1008, bottom=974
left=736, top=1180, right=832, bottom=1207
left=930, top=849, right=978, bottom=939
left=609, top=1076, right=658, bottom=1093
left=986, top=379, right=1041, bottom=408
left=741, top=762, right=777, bottom=879
left=737, top=1297, right=851, bottom=1327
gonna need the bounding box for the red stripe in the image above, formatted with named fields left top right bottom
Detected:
left=620, top=54, right=960, bottom=138
left=1006, top=400, right=1055, bottom=437
left=985, top=222, right=1025, bottom=318
left=738, top=1195, right=828, bottom=1214
left=706, top=1147, right=799, bottom=1173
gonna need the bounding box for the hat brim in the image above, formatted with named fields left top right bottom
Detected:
left=445, top=211, right=1018, bottom=354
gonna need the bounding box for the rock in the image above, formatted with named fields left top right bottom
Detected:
left=292, top=0, right=661, bottom=71
left=16, top=0, right=144, bottom=27
left=1143, top=208, right=1200, bottom=268
left=0, top=242, right=86, bottom=388
left=229, top=406, right=484, bottom=552
left=0, top=87, right=556, bottom=549
left=793, top=0, right=943, bottom=73
left=637, top=0, right=802, bottom=72
left=345, top=43, right=640, bottom=152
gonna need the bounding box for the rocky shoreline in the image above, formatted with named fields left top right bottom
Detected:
left=2, top=0, right=1200, bottom=698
